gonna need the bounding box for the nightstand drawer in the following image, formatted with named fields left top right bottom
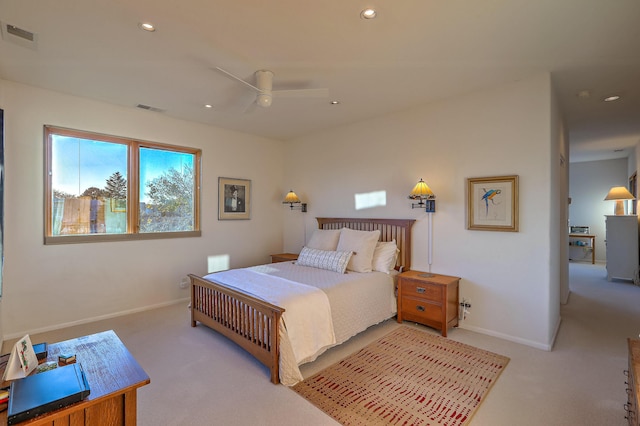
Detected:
left=401, top=296, right=442, bottom=323
left=400, top=280, right=441, bottom=301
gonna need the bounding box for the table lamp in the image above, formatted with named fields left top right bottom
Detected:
left=604, top=186, right=635, bottom=215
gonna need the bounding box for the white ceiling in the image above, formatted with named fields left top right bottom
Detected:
left=1, top=0, right=639, bottom=163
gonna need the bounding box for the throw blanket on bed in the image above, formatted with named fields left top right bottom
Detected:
left=203, top=268, right=336, bottom=384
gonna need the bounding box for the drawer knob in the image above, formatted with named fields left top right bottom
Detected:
left=416, top=287, right=426, bottom=294
left=416, top=305, right=425, bottom=312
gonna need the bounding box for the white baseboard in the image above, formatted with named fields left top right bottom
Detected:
left=3, top=298, right=190, bottom=341
left=458, top=322, right=555, bottom=351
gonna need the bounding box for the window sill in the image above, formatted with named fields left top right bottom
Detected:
left=44, top=230, right=201, bottom=245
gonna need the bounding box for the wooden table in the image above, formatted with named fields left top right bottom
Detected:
left=1, top=330, right=150, bottom=425
left=270, top=253, right=299, bottom=263
left=569, top=233, right=595, bottom=264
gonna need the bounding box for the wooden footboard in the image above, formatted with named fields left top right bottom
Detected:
left=189, top=274, right=285, bottom=384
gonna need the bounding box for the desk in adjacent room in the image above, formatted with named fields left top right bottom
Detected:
left=569, top=233, right=596, bottom=264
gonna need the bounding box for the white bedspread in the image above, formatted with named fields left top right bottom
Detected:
left=203, top=261, right=396, bottom=386
left=203, top=268, right=336, bottom=384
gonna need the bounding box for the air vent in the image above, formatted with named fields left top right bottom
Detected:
left=136, top=104, right=165, bottom=113
left=0, top=21, right=38, bottom=50
left=7, top=24, right=33, bottom=41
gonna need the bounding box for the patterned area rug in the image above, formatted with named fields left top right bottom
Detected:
left=292, top=326, right=509, bottom=425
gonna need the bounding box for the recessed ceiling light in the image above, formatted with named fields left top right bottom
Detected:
left=360, top=8, right=377, bottom=19
left=204, top=104, right=213, bottom=109
left=330, top=100, right=340, bottom=105
left=138, top=22, right=156, bottom=32
left=604, top=95, right=620, bottom=102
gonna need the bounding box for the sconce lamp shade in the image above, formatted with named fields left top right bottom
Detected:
left=604, top=186, right=635, bottom=215
left=283, top=190, right=307, bottom=212
left=408, top=179, right=436, bottom=213
left=409, top=179, right=434, bottom=198
left=283, top=190, right=301, bottom=204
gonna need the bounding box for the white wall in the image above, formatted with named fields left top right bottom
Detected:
left=0, top=73, right=567, bottom=351
left=569, top=158, right=630, bottom=263
left=284, top=73, right=561, bottom=350
left=0, top=80, right=286, bottom=339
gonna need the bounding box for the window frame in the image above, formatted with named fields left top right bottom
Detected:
left=44, top=125, right=201, bottom=244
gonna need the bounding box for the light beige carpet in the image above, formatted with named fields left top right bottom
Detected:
left=293, top=326, right=509, bottom=426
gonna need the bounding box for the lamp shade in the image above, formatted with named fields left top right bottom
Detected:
left=604, top=186, right=635, bottom=215
left=283, top=190, right=301, bottom=204
left=604, top=186, right=635, bottom=201
left=408, top=179, right=434, bottom=199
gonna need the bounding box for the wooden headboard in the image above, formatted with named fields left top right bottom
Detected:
left=316, top=217, right=415, bottom=271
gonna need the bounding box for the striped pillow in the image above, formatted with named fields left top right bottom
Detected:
left=296, top=247, right=352, bottom=274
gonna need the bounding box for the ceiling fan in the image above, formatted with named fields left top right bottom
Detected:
left=214, top=67, right=329, bottom=109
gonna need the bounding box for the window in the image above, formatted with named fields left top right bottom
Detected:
left=45, top=126, right=201, bottom=244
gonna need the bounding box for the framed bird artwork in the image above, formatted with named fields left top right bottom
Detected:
left=467, top=175, right=519, bottom=232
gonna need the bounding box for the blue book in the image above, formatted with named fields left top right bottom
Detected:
left=7, top=363, right=90, bottom=425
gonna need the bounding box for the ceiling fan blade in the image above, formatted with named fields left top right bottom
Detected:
left=243, top=99, right=258, bottom=114
left=214, top=67, right=261, bottom=93
left=272, top=88, right=329, bottom=98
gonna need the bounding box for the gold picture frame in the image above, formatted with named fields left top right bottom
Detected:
left=218, top=177, right=251, bottom=220
left=467, top=175, right=519, bottom=232
left=110, top=198, right=126, bottom=213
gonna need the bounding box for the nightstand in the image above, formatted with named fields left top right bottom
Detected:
left=270, top=253, right=299, bottom=263
left=397, top=270, right=460, bottom=337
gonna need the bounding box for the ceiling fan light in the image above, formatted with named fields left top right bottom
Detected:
left=257, top=93, right=272, bottom=108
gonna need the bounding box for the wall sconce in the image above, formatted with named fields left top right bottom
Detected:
left=409, top=178, right=436, bottom=212
left=283, top=190, right=307, bottom=212
left=604, top=186, right=635, bottom=215
left=408, top=178, right=436, bottom=277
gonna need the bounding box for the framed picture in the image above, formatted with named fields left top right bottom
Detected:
left=218, top=177, right=251, bottom=220
left=110, top=198, right=126, bottom=213
left=467, top=175, right=519, bottom=232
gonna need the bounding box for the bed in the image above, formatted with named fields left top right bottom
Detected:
left=189, top=217, right=414, bottom=385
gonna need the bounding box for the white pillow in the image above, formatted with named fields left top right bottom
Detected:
left=307, top=229, right=341, bottom=251
left=372, top=240, right=400, bottom=274
left=336, top=228, right=381, bottom=273
left=296, top=247, right=352, bottom=274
